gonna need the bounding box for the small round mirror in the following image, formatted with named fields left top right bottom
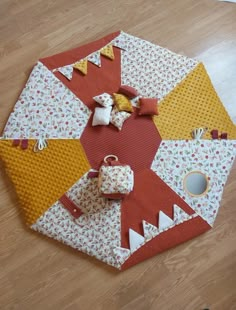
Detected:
left=184, top=171, right=209, bottom=197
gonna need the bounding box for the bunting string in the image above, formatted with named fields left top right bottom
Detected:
left=52, top=33, right=127, bottom=80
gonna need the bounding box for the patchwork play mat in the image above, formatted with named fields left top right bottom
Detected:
left=0, top=31, right=236, bottom=270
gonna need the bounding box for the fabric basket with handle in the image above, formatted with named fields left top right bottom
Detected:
left=98, top=155, right=134, bottom=199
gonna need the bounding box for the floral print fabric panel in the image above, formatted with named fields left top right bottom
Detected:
left=76, top=200, right=121, bottom=248
left=3, top=62, right=91, bottom=139
left=66, top=171, right=110, bottom=214
left=151, top=140, right=236, bottom=226
left=120, top=31, right=198, bottom=101
left=31, top=198, right=122, bottom=268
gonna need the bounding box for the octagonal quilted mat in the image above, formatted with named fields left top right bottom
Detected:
left=0, top=31, right=236, bottom=270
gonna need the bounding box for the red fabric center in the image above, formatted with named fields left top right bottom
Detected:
left=81, top=109, right=161, bottom=172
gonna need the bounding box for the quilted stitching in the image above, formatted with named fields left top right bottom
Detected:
left=0, top=140, right=90, bottom=225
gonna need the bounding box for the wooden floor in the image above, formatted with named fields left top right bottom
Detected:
left=0, top=1, right=236, bottom=309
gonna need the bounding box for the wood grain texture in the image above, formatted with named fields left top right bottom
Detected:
left=0, top=0, right=236, bottom=309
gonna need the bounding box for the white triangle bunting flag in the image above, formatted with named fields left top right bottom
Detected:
left=87, top=51, right=101, bottom=67
left=173, top=204, right=191, bottom=224
left=58, top=65, right=73, bottom=80
left=112, top=36, right=128, bottom=51
left=113, top=247, right=131, bottom=267
left=142, top=220, right=159, bottom=241
left=129, top=229, right=145, bottom=253
left=158, top=211, right=174, bottom=231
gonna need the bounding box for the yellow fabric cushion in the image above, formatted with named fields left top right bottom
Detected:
left=0, top=140, right=90, bottom=225
left=153, top=63, right=236, bottom=139
left=113, top=93, right=134, bottom=113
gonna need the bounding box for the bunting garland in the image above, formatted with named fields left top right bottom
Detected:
left=158, top=211, right=174, bottom=230
left=55, top=33, right=127, bottom=80
left=112, top=36, right=128, bottom=50
left=58, top=65, right=73, bottom=80
left=100, top=44, right=115, bottom=60
left=87, top=51, right=101, bottom=67
left=73, top=59, right=88, bottom=75
left=124, top=205, right=198, bottom=255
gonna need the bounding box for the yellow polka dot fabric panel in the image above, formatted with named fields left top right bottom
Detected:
left=0, top=140, right=91, bottom=226
left=153, top=63, right=236, bottom=140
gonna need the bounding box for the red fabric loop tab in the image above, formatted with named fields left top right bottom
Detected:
left=21, top=139, right=29, bottom=150
left=59, top=194, right=83, bottom=219
left=220, top=132, right=228, bottom=139
left=87, top=171, right=99, bottom=178
left=12, top=139, right=21, bottom=147
left=211, top=129, right=218, bottom=139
